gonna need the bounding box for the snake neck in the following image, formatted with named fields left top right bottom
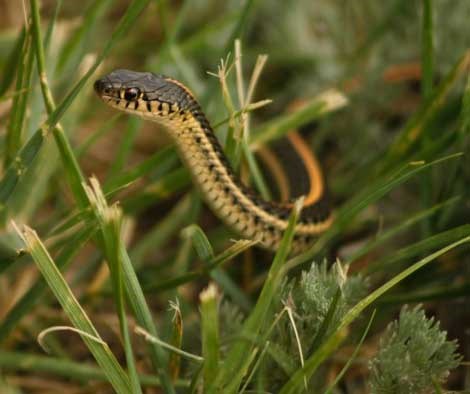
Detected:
left=154, top=109, right=332, bottom=254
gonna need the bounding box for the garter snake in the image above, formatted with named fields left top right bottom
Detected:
left=94, top=69, right=333, bottom=254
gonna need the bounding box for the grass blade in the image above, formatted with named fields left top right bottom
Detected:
left=324, top=310, right=376, bottom=394
left=250, top=90, right=347, bottom=148
left=144, top=239, right=257, bottom=293
left=367, top=224, right=470, bottom=274
left=182, top=224, right=214, bottom=262
left=182, top=224, right=252, bottom=311
left=55, top=0, right=112, bottom=74
left=168, top=301, right=183, bottom=382
left=382, top=51, right=470, bottom=168
left=0, top=226, right=93, bottom=343
left=0, top=27, right=26, bottom=97
left=29, top=0, right=88, bottom=205
left=347, top=196, right=460, bottom=266
left=130, top=194, right=192, bottom=267
left=105, top=145, right=179, bottom=194
left=14, top=224, right=132, bottom=393
left=200, top=284, right=220, bottom=388
left=421, top=0, right=434, bottom=100
left=84, top=178, right=142, bottom=393
left=0, top=351, right=189, bottom=388
left=119, top=245, right=176, bottom=393
left=4, top=25, right=35, bottom=168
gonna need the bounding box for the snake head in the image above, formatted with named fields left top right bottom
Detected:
left=94, top=69, right=199, bottom=118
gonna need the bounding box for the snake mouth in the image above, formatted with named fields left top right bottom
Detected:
left=94, top=78, right=116, bottom=98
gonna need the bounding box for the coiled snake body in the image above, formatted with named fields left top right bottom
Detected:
left=94, top=70, right=332, bottom=254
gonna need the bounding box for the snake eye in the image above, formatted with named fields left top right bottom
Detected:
left=124, top=87, right=140, bottom=101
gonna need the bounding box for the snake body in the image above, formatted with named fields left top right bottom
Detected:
left=94, top=69, right=332, bottom=253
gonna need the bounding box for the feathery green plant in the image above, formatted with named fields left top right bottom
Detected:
left=369, top=305, right=461, bottom=394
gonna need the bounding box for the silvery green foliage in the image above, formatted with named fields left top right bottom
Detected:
left=291, top=260, right=367, bottom=339
left=259, top=261, right=367, bottom=390
left=218, top=300, right=244, bottom=343
left=369, top=305, right=461, bottom=394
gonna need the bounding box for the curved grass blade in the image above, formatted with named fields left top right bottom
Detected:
left=14, top=224, right=132, bottom=393
left=0, top=226, right=93, bottom=343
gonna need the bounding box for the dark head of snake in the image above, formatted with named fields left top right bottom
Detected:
left=94, top=69, right=201, bottom=129
left=94, top=69, right=332, bottom=254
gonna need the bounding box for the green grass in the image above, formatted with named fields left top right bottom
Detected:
left=0, top=1, right=469, bottom=393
